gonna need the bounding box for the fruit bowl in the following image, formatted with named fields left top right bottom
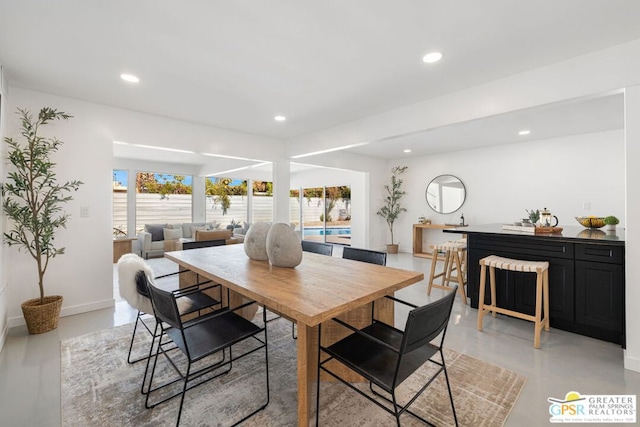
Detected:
left=575, top=216, right=606, bottom=229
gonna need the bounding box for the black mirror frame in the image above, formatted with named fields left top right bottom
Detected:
left=425, top=174, right=466, bottom=214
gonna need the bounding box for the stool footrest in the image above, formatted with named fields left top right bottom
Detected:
left=481, top=305, right=546, bottom=324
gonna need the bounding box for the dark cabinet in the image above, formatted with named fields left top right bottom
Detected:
left=574, top=244, right=625, bottom=344
left=466, top=233, right=625, bottom=346
left=468, top=235, right=574, bottom=323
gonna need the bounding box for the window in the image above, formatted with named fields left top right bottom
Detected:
left=135, top=172, right=192, bottom=232
left=252, top=180, right=273, bottom=223
left=112, top=169, right=128, bottom=236
left=205, top=178, right=248, bottom=228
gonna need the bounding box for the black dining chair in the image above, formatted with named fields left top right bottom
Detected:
left=145, top=279, right=270, bottom=427
left=301, top=240, right=334, bottom=256
left=316, top=285, right=459, bottom=426
left=342, top=246, right=387, bottom=266
left=117, top=254, right=222, bottom=370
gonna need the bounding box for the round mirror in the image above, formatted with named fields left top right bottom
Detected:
left=425, top=175, right=466, bottom=214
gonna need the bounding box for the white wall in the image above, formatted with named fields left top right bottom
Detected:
left=5, top=89, right=114, bottom=325
left=0, top=63, right=9, bottom=350
left=624, top=86, right=640, bottom=371
left=5, top=88, right=288, bottom=328
left=393, top=129, right=625, bottom=251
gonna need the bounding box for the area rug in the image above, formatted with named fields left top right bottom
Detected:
left=61, top=318, right=526, bottom=426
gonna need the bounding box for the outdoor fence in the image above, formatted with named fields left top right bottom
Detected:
left=113, top=193, right=351, bottom=234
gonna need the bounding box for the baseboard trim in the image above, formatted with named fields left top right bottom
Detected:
left=624, top=352, right=640, bottom=373
left=7, top=298, right=116, bottom=329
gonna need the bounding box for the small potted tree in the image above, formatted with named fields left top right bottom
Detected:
left=377, top=166, right=408, bottom=254
left=2, top=107, right=83, bottom=334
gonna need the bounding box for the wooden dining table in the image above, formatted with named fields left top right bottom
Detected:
left=165, top=244, right=424, bottom=426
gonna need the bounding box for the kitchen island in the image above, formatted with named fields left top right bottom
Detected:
left=445, top=224, right=625, bottom=346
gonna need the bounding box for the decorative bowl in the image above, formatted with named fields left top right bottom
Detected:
left=575, top=216, right=606, bottom=229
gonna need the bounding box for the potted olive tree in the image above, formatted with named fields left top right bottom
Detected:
left=2, top=107, right=83, bottom=334
left=376, top=166, right=408, bottom=254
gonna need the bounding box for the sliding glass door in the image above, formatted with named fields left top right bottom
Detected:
left=300, top=186, right=351, bottom=245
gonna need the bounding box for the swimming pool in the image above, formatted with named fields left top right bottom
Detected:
left=303, top=227, right=351, bottom=236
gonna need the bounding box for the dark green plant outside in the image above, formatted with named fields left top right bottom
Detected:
left=2, top=108, right=83, bottom=304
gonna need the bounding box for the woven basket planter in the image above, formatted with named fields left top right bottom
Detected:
left=21, top=295, right=63, bottom=334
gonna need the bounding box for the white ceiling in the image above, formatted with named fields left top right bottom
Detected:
left=0, top=1, right=638, bottom=164
left=355, top=92, right=625, bottom=159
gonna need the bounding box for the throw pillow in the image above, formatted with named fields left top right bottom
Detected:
left=145, top=224, right=167, bottom=242
left=163, top=228, right=183, bottom=241
left=168, top=223, right=183, bottom=231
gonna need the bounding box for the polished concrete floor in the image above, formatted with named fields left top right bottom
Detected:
left=1, top=252, right=638, bottom=426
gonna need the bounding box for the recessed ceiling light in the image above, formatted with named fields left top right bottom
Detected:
left=404, top=149, right=412, bottom=153
left=422, top=52, right=443, bottom=63
left=274, top=116, right=286, bottom=122
left=518, top=130, right=531, bottom=136
left=120, top=73, right=139, bottom=83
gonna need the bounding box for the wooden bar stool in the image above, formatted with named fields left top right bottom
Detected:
left=427, top=239, right=468, bottom=304
left=477, top=255, right=550, bottom=348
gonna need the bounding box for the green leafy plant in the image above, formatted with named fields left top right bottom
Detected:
left=526, top=209, right=540, bottom=223
left=205, top=177, right=232, bottom=215
left=2, top=107, right=83, bottom=304
left=604, top=216, right=619, bottom=225
left=376, top=166, right=408, bottom=245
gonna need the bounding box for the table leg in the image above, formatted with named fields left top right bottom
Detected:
left=297, top=323, right=319, bottom=427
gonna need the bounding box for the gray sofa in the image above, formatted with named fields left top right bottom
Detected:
left=137, top=221, right=220, bottom=259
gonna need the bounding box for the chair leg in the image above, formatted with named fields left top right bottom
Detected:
left=441, top=350, right=459, bottom=427
left=543, top=269, right=550, bottom=331
left=489, top=266, right=497, bottom=318
left=534, top=271, right=543, bottom=349
left=453, top=251, right=467, bottom=305
left=391, top=391, right=401, bottom=427
left=175, top=361, right=191, bottom=427
left=141, top=321, right=161, bottom=394
left=441, top=250, right=452, bottom=287
left=426, top=248, right=439, bottom=295
left=477, top=263, right=487, bottom=331
left=145, top=331, right=164, bottom=409
left=127, top=311, right=143, bottom=364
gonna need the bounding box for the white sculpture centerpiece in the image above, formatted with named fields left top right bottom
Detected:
left=266, top=223, right=303, bottom=267
left=243, top=221, right=271, bottom=261
left=243, top=221, right=302, bottom=268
